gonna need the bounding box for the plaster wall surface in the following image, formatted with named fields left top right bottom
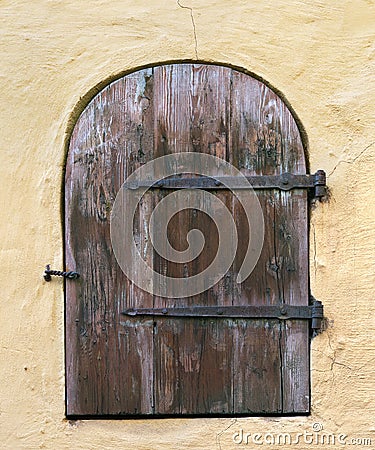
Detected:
left=0, top=1, right=374, bottom=448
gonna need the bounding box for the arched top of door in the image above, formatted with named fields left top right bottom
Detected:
left=66, top=62, right=308, bottom=176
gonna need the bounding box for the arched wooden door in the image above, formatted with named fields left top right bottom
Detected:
left=65, top=64, right=312, bottom=416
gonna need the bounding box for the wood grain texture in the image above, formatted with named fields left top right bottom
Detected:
left=65, top=63, right=310, bottom=416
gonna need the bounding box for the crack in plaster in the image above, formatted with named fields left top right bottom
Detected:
left=326, top=332, right=352, bottom=371
left=216, top=418, right=238, bottom=450
left=177, top=0, right=198, bottom=59
left=328, top=141, right=375, bottom=178
left=312, top=332, right=352, bottom=384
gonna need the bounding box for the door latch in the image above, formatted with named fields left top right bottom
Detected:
left=43, top=264, right=80, bottom=281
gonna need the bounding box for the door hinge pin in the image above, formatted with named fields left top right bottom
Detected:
left=314, top=170, right=327, bottom=198
left=310, top=299, right=324, bottom=331
left=43, top=264, right=80, bottom=282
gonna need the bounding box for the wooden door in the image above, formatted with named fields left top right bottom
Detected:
left=65, top=64, right=309, bottom=416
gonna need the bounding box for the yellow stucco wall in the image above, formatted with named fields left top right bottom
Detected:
left=1, top=1, right=374, bottom=448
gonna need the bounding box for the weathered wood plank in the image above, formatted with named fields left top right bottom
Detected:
left=230, top=71, right=309, bottom=413
left=152, top=64, right=235, bottom=414
left=278, top=190, right=309, bottom=412
left=66, top=69, right=155, bottom=415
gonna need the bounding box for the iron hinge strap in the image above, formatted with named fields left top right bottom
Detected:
left=124, top=171, right=326, bottom=198
left=122, top=300, right=324, bottom=330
